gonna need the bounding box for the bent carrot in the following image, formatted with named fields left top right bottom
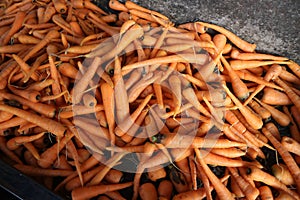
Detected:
left=198, top=21, right=256, bottom=52
left=6, top=132, right=45, bottom=150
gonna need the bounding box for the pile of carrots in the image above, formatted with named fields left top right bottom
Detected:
left=0, top=0, right=300, bottom=199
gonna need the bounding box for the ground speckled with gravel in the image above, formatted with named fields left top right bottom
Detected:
left=96, top=0, right=299, bottom=63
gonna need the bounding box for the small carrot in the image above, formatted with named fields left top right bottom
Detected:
left=261, top=87, right=292, bottom=105
left=283, top=106, right=300, bottom=142
left=229, top=167, right=260, bottom=200
left=71, top=181, right=133, bottom=200
left=109, top=0, right=128, bottom=12
left=256, top=99, right=290, bottom=127
left=258, top=186, right=274, bottom=200
left=279, top=68, right=300, bottom=85
left=113, top=56, right=130, bottom=124
left=139, top=182, right=158, bottom=200
left=272, top=163, right=295, bottom=186
left=158, top=179, right=173, bottom=200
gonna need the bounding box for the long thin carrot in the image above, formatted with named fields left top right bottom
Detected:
left=13, top=164, right=73, bottom=177
left=230, top=60, right=290, bottom=70
left=71, top=181, right=133, bottom=200
left=0, top=104, right=65, bottom=138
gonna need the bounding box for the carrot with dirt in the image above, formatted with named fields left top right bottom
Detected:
left=283, top=106, right=300, bottom=142
left=248, top=100, right=271, bottom=120
left=228, top=167, right=259, bottom=200
left=0, top=92, right=56, bottom=118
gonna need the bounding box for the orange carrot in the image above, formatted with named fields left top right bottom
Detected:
left=258, top=186, right=274, bottom=200
left=221, top=56, right=249, bottom=100
left=23, top=30, right=60, bottom=62
left=230, top=60, right=290, bottom=70
left=6, top=132, right=45, bottom=150
left=274, top=77, right=300, bottom=111
left=1, top=11, right=26, bottom=46
left=223, top=84, right=263, bottom=129
left=195, top=148, right=234, bottom=200
left=139, top=182, right=158, bottom=200
left=256, top=99, right=290, bottom=126
left=272, top=163, right=295, bottom=186
left=287, top=61, right=300, bottom=79
left=262, top=127, right=300, bottom=194
left=247, top=165, right=300, bottom=199
left=261, top=87, right=292, bottom=105
left=198, top=21, right=256, bottom=52
left=14, top=164, right=73, bottom=177
left=230, top=48, right=288, bottom=60
left=71, top=181, right=133, bottom=200
left=0, top=104, right=65, bottom=138
left=281, top=136, right=300, bottom=157
left=244, top=64, right=282, bottom=105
